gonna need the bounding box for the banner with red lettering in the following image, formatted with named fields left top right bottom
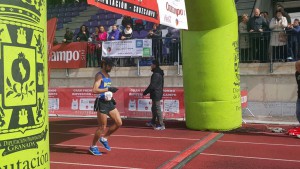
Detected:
left=87, top=0, right=188, bottom=29
left=49, top=42, right=87, bottom=69
left=48, top=87, right=185, bottom=119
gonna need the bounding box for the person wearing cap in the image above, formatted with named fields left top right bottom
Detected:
left=89, top=58, right=122, bottom=156
left=143, top=60, right=165, bottom=130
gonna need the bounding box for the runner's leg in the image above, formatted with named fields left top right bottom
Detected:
left=103, top=108, right=122, bottom=138
left=92, top=112, right=107, bottom=146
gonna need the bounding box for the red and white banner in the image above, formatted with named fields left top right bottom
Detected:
left=123, top=87, right=185, bottom=119
left=48, top=87, right=185, bottom=119
left=87, top=0, right=188, bottom=29
left=49, top=42, right=87, bottom=69
left=48, top=87, right=248, bottom=118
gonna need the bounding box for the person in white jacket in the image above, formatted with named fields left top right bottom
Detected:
left=269, top=9, right=288, bottom=61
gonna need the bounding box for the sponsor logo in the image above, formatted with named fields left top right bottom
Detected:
left=166, top=2, right=186, bottom=16
left=136, top=40, right=143, bottom=48
left=50, top=50, right=85, bottom=63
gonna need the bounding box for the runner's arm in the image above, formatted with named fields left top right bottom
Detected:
left=92, top=75, right=109, bottom=94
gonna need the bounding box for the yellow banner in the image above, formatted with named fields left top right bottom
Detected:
left=0, top=0, right=49, bottom=168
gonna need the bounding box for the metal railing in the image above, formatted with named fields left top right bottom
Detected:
left=239, top=31, right=299, bottom=72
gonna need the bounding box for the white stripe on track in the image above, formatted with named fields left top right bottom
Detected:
left=201, top=153, right=300, bottom=163
left=50, top=131, right=200, bottom=141
left=50, top=123, right=187, bottom=130
left=218, top=140, right=300, bottom=147
left=51, top=143, right=180, bottom=153
left=51, top=161, right=143, bottom=169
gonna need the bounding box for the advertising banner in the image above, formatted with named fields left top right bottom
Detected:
left=87, top=0, right=188, bottom=29
left=123, top=87, right=185, bottom=119
left=102, top=39, right=152, bottom=57
left=158, top=0, right=188, bottom=29
left=0, top=0, right=49, bottom=168
left=48, top=87, right=185, bottom=119
left=49, top=42, right=87, bottom=68
left=87, top=0, right=160, bottom=24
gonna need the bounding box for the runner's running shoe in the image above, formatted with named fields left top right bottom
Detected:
left=155, top=125, right=166, bottom=130
left=89, top=146, right=102, bottom=156
left=145, top=122, right=156, bottom=128
left=99, top=138, right=111, bottom=151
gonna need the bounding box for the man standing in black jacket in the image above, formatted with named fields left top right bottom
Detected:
left=143, top=60, right=165, bottom=130
left=248, top=8, right=268, bottom=62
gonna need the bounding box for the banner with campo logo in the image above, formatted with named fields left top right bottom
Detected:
left=102, top=39, right=152, bottom=57
left=0, top=1, right=49, bottom=168
left=157, top=0, right=188, bottom=29
left=49, top=42, right=87, bottom=69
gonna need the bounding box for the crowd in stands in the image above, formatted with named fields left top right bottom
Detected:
left=52, top=9, right=181, bottom=66
left=239, top=5, right=300, bottom=62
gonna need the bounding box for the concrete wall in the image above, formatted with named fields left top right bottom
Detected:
left=50, top=62, right=298, bottom=118
left=50, top=63, right=296, bottom=102
left=50, top=65, right=183, bottom=88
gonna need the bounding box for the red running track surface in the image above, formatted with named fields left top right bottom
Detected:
left=50, top=118, right=300, bottom=169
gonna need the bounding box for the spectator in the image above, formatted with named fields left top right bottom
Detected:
left=276, top=4, right=291, bottom=24
left=133, top=18, right=146, bottom=32
left=108, top=25, right=120, bottom=65
left=63, top=27, right=73, bottom=43
left=294, top=60, right=300, bottom=124
left=121, top=24, right=134, bottom=66
left=287, top=19, right=300, bottom=60
left=76, top=25, right=90, bottom=42
left=147, top=24, right=162, bottom=62
left=108, top=25, right=120, bottom=41
left=121, top=24, right=133, bottom=40
left=143, top=60, right=165, bottom=130
left=269, top=9, right=288, bottom=61
left=167, top=27, right=181, bottom=64
left=121, top=15, right=133, bottom=31
left=96, top=26, right=108, bottom=65
left=260, top=12, right=271, bottom=26
left=91, top=26, right=100, bottom=42
left=239, top=14, right=250, bottom=61
left=248, top=8, right=269, bottom=62
left=98, top=25, right=108, bottom=41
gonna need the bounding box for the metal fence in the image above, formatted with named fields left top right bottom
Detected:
left=239, top=31, right=300, bottom=64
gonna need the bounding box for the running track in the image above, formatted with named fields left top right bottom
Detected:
left=50, top=118, right=300, bottom=169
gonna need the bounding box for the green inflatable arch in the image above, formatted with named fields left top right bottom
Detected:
left=183, top=0, right=242, bottom=130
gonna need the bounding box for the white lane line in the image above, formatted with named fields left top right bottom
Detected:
left=201, top=153, right=300, bottom=163
left=218, top=140, right=300, bottom=147
left=50, top=123, right=187, bottom=130
left=113, top=134, right=200, bottom=141
left=51, top=143, right=180, bottom=153
left=50, top=131, right=200, bottom=141
left=51, top=161, right=143, bottom=169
